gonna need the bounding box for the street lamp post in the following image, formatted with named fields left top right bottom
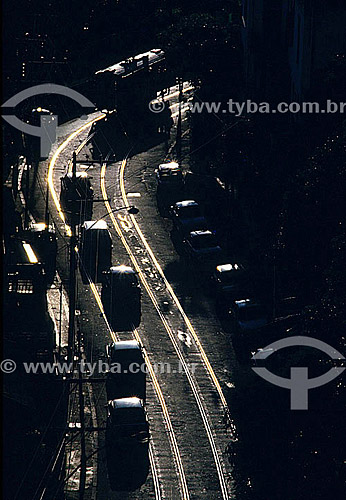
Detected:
left=67, top=152, right=77, bottom=368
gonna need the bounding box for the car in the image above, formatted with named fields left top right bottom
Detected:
left=156, top=161, right=183, bottom=185
left=211, top=263, right=254, bottom=316
left=23, top=222, right=57, bottom=286
left=101, top=265, right=141, bottom=331
left=106, top=340, right=146, bottom=402
left=182, top=230, right=223, bottom=268
left=229, top=299, right=268, bottom=333
left=156, top=162, right=184, bottom=214
left=210, top=263, right=251, bottom=297
left=170, top=200, right=208, bottom=237
left=106, top=397, right=149, bottom=444
left=228, top=299, right=269, bottom=362
left=106, top=397, right=150, bottom=490
left=248, top=314, right=302, bottom=363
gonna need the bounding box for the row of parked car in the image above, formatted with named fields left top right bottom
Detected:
left=155, top=161, right=301, bottom=362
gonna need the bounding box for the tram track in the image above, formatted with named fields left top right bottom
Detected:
left=46, top=115, right=189, bottom=500
left=100, top=157, right=234, bottom=499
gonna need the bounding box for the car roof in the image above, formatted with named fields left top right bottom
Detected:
left=83, top=220, right=108, bottom=230
left=109, top=340, right=141, bottom=351
left=216, top=263, right=244, bottom=273
left=108, top=397, right=143, bottom=410
left=234, top=299, right=261, bottom=309
left=158, top=161, right=180, bottom=171
left=189, top=230, right=213, bottom=238
left=109, top=265, right=135, bottom=275
left=175, top=200, right=198, bottom=208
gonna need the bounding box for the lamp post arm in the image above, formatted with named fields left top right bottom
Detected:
left=86, top=205, right=138, bottom=231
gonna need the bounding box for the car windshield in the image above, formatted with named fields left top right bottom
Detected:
left=178, top=205, right=201, bottom=218
left=113, top=407, right=145, bottom=425
left=111, top=349, right=144, bottom=365
left=113, top=274, right=138, bottom=287
left=160, top=171, right=182, bottom=180
left=219, top=270, right=245, bottom=284
left=238, top=305, right=264, bottom=322
left=191, top=234, right=217, bottom=249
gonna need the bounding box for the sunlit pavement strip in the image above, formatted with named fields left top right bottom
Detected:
left=17, top=123, right=98, bottom=498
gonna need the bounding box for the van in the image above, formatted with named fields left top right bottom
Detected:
left=79, top=220, right=112, bottom=283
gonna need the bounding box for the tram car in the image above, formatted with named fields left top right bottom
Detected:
left=90, top=49, right=172, bottom=159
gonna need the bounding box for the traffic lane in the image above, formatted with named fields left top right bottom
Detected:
left=89, top=154, right=219, bottom=499
left=42, top=124, right=156, bottom=499
left=121, top=143, right=238, bottom=396
left=102, top=157, right=235, bottom=498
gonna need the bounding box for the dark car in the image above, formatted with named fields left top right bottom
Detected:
left=156, top=162, right=184, bottom=214
left=210, top=263, right=254, bottom=314
left=229, top=299, right=268, bottom=333
left=106, top=397, right=150, bottom=491
left=210, top=263, right=250, bottom=296
left=156, top=161, right=183, bottom=186
left=106, top=340, right=146, bottom=402
left=170, top=200, right=208, bottom=237
left=249, top=314, right=302, bottom=364
left=229, top=299, right=269, bottom=362
left=182, top=230, right=223, bottom=269
left=101, top=265, right=141, bottom=331
left=23, top=222, right=57, bottom=286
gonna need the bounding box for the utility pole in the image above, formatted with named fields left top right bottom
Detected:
left=66, top=152, right=86, bottom=499
left=67, top=152, right=77, bottom=367
left=24, top=163, right=30, bottom=228
left=45, top=166, right=50, bottom=226
left=176, top=76, right=183, bottom=161
left=78, top=327, right=86, bottom=500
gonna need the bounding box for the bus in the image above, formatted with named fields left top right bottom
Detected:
left=79, top=220, right=112, bottom=283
